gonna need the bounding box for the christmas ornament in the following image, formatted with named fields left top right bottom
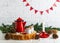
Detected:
left=15, top=17, right=26, bottom=32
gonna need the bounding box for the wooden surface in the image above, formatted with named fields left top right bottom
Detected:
left=0, top=31, right=60, bottom=43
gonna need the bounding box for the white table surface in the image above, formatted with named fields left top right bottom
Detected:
left=0, top=31, right=60, bottom=43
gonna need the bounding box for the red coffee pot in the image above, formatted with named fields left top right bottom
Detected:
left=15, top=17, right=26, bottom=32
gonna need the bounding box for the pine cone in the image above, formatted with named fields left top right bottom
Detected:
left=5, top=33, right=11, bottom=40
left=10, top=28, right=16, bottom=33
left=47, top=30, right=52, bottom=35
left=35, top=34, right=39, bottom=39
left=52, top=34, right=58, bottom=39
left=52, top=29, right=58, bottom=34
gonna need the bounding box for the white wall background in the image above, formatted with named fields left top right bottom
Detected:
left=0, top=0, right=60, bottom=27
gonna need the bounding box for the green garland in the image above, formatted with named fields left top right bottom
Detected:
left=0, top=23, right=60, bottom=33
left=0, top=23, right=16, bottom=33
left=34, top=23, right=42, bottom=32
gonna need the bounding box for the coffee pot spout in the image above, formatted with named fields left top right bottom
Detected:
left=23, top=22, right=26, bottom=26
